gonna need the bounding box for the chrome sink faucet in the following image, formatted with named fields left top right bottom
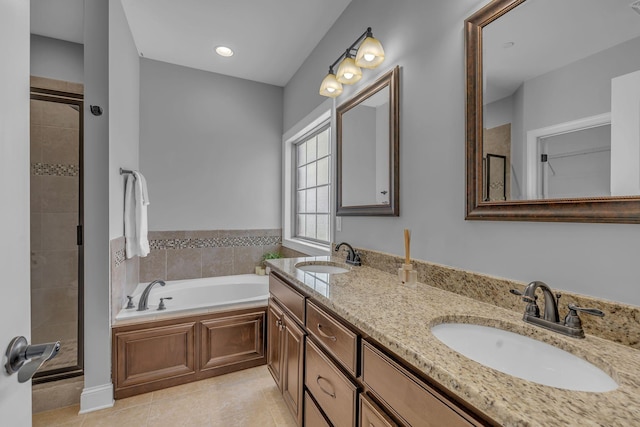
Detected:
left=334, top=242, right=362, bottom=266
left=137, top=280, right=166, bottom=311
left=510, top=281, right=604, bottom=338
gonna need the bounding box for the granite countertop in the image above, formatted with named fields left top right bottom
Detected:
left=267, top=256, right=640, bottom=427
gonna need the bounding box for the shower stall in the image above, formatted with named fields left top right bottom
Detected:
left=30, top=82, right=84, bottom=383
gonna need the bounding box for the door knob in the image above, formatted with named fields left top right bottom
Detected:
left=4, top=336, right=61, bottom=383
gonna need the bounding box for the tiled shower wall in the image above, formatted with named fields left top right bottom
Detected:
left=110, top=229, right=306, bottom=320
left=30, top=78, right=82, bottom=351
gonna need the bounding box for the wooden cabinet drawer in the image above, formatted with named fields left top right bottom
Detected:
left=360, top=394, right=398, bottom=427
left=306, top=301, right=358, bottom=376
left=362, top=341, right=477, bottom=427
left=305, top=339, right=358, bottom=427
left=269, top=273, right=305, bottom=324
left=305, top=391, right=332, bottom=427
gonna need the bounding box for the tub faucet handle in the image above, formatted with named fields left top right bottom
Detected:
left=158, top=297, right=173, bottom=311
left=125, top=296, right=135, bottom=309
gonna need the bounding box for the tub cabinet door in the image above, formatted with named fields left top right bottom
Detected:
left=267, top=299, right=285, bottom=390
left=199, top=310, right=266, bottom=375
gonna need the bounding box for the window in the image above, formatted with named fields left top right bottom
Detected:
left=295, top=126, right=331, bottom=244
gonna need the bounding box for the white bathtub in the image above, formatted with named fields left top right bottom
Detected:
left=115, top=274, right=269, bottom=321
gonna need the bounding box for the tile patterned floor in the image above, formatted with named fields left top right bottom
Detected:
left=33, top=366, right=298, bottom=427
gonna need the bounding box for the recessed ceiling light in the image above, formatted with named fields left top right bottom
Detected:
left=215, top=46, right=234, bottom=57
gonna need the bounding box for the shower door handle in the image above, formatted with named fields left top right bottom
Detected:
left=5, top=336, right=61, bottom=383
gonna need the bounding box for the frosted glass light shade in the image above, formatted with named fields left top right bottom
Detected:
left=336, top=57, right=362, bottom=84
left=319, top=72, right=343, bottom=97
left=355, top=36, right=385, bottom=68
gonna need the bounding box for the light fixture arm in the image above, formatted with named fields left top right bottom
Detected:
left=327, top=27, right=372, bottom=71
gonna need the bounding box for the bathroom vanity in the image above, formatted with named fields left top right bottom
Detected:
left=267, top=269, right=488, bottom=426
left=266, top=257, right=640, bottom=426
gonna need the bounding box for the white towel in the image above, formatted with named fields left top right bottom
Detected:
left=124, top=171, right=150, bottom=258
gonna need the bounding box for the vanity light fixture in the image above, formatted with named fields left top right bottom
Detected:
left=319, top=66, right=343, bottom=98
left=336, top=50, right=363, bottom=84
left=215, top=45, right=234, bottom=57
left=319, top=27, right=385, bottom=97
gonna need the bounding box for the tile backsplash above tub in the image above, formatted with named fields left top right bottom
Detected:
left=140, top=229, right=287, bottom=283
left=111, top=229, right=307, bottom=323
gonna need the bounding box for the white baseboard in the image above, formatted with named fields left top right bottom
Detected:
left=79, top=383, right=114, bottom=414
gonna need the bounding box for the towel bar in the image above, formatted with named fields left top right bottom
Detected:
left=120, top=168, right=134, bottom=175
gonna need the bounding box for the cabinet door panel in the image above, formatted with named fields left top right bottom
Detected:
left=267, top=300, right=284, bottom=390
left=282, top=314, right=306, bottom=426
left=199, top=311, right=265, bottom=371
left=115, top=322, right=196, bottom=388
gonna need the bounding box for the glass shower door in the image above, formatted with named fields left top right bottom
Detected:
left=30, top=88, right=84, bottom=382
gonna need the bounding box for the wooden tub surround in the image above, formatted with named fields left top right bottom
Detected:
left=112, top=306, right=266, bottom=399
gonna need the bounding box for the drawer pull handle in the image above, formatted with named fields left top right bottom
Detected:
left=316, top=324, right=337, bottom=342
left=316, top=375, right=336, bottom=398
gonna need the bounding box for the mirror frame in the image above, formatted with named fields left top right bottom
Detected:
left=466, top=0, right=640, bottom=224
left=336, top=66, right=400, bottom=216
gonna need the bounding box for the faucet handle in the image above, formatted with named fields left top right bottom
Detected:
left=509, top=289, right=537, bottom=304
left=125, top=296, right=135, bottom=309
left=564, top=303, right=604, bottom=330
left=158, top=297, right=173, bottom=311
left=567, top=303, right=604, bottom=318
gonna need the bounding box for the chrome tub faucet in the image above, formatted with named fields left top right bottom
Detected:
left=510, top=281, right=604, bottom=338
left=137, top=279, right=166, bottom=311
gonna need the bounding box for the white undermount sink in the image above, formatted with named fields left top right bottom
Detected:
left=431, top=323, right=618, bottom=392
left=295, top=261, right=350, bottom=274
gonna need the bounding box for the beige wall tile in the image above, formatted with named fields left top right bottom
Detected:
left=41, top=101, right=79, bottom=129
left=31, top=125, right=44, bottom=163
left=233, top=246, right=264, bottom=275
left=42, top=128, right=80, bottom=165
left=31, top=175, right=42, bottom=213
left=31, top=213, right=41, bottom=251
left=32, top=378, right=84, bottom=414
left=166, top=248, right=201, bottom=280
left=139, top=250, right=167, bottom=283
left=40, top=176, right=79, bottom=213
left=31, top=250, right=78, bottom=290
left=30, top=99, right=43, bottom=126
left=41, top=213, right=78, bottom=250
left=201, top=247, right=234, bottom=277
left=31, top=287, right=78, bottom=331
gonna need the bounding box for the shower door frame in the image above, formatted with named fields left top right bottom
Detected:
left=30, top=86, right=85, bottom=384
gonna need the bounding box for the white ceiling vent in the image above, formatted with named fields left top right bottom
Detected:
left=631, top=1, right=640, bottom=15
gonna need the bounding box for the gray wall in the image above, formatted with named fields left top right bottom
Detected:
left=81, top=0, right=112, bottom=412
left=109, top=0, right=140, bottom=239
left=30, top=34, right=84, bottom=83
left=283, top=0, right=640, bottom=307
left=139, top=58, right=283, bottom=231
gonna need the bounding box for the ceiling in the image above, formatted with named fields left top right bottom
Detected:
left=484, top=0, right=640, bottom=104
left=30, top=0, right=352, bottom=87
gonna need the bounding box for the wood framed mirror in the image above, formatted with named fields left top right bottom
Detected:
left=336, top=66, right=399, bottom=216
left=466, top=0, right=640, bottom=223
